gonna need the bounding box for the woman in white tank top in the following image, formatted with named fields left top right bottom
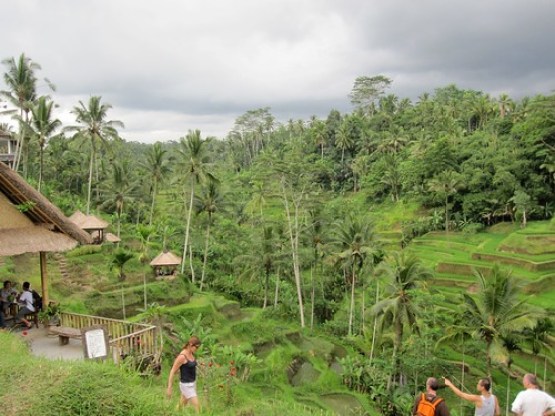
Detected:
left=444, top=377, right=500, bottom=416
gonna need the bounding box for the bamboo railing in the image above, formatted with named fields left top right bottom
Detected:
left=59, top=312, right=160, bottom=364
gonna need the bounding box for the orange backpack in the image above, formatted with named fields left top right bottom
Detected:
left=416, top=393, right=443, bottom=416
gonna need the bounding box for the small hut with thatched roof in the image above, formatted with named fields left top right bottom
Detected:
left=0, top=162, right=92, bottom=306
left=69, top=210, right=110, bottom=244
left=105, top=232, right=121, bottom=244
left=150, top=250, right=182, bottom=278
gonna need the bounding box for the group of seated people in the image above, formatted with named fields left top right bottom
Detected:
left=0, top=280, right=37, bottom=329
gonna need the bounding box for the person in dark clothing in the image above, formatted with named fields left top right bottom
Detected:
left=413, top=377, right=450, bottom=416
left=166, top=336, right=201, bottom=413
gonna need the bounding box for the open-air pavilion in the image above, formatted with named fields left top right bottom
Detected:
left=0, top=163, right=160, bottom=364
left=0, top=162, right=92, bottom=307
left=69, top=210, right=109, bottom=244
left=150, top=250, right=182, bottom=278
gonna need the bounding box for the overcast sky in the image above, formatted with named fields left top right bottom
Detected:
left=1, top=0, right=554, bottom=143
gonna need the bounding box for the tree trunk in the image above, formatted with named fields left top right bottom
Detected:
left=274, top=266, right=280, bottom=307
left=281, top=179, right=304, bottom=327
left=445, top=195, right=449, bottom=232
left=38, top=143, right=44, bottom=193
left=121, top=284, right=126, bottom=320
left=189, top=243, right=195, bottom=283
left=310, top=267, right=315, bottom=330
left=149, top=178, right=158, bottom=226
left=391, top=314, right=403, bottom=389
left=86, top=145, right=94, bottom=215
left=181, top=181, right=195, bottom=274
left=348, top=268, right=356, bottom=336
left=200, top=218, right=211, bottom=291
left=143, top=272, right=147, bottom=310
left=369, top=281, right=379, bottom=365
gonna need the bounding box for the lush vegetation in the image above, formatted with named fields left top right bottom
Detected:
left=1, top=54, right=554, bottom=415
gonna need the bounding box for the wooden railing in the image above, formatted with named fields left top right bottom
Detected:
left=59, top=312, right=161, bottom=364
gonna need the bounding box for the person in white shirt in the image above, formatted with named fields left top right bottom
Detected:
left=16, top=281, right=35, bottom=329
left=511, top=373, right=555, bottom=416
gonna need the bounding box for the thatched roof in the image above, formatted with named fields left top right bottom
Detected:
left=68, top=210, right=87, bottom=225
left=78, top=215, right=109, bottom=230
left=70, top=211, right=109, bottom=230
left=105, top=232, right=121, bottom=243
left=150, top=251, right=182, bottom=267
left=0, top=163, right=92, bottom=256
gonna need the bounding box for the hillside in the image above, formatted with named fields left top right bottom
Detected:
left=1, top=220, right=553, bottom=415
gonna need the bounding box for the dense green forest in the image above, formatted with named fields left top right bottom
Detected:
left=1, top=54, right=554, bottom=415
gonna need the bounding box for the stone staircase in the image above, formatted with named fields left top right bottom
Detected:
left=52, top=252, right=71, bottom=281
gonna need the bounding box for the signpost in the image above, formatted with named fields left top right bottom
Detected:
left=82, top=325, right=109, bottom=360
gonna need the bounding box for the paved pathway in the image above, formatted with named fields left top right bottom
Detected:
left=16, top=326, right=84, bottom=360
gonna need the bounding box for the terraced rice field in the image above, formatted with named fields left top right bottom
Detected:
left=407, top=221, right=555, bottom=312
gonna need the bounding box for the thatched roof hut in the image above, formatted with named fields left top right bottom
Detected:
left=0, top=162, right=92, bottom=306
left=150, top=251, right=182, bottom=278
left=69, top=211, right=109, bottom=244
left=68, top=210, right=87, bottom=226
left=150, top=251, right=182, bottom=266
left=105, top=232, right=121, bottom=243
left=0, top=164, right=92, bottom=254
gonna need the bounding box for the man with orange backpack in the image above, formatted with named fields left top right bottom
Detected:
left=412, top=377, right=451, bottom=416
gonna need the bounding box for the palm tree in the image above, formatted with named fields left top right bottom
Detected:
left=176, top=129, right=217, bottom=275
left=372, top=252, right=432, bottom=387
left=311, top=120, right=327, bottom=159
left=436, top=320, right=474, bottom=415
left=24, top=96, right=61, bottom=192
left=1, top=53, right=41, bottom=174
left=194, top=181, right=224, bottom=291
left=111, top=248, right=134, bottom=320
left=142, top=142, right=171, bottom=225
left=335, top=122, right=354, bottom=165
left=428, top=170, right=463, bottom=232
left=99, top=161, right=137, bottom=238
left=234, top=225, right=283, bottom=309
left=521, top=318, right=554, bottom=385
left=65, top=96, right=124, bottom=214
left=461, top=265, right=540, bottom=379
left=330, top=216, right=379, bottom=336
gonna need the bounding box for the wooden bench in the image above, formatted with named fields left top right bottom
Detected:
left=48, top=326, right=82, bottom=345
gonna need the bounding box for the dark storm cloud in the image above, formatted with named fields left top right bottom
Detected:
left=1, top=0, right=554, bottom=142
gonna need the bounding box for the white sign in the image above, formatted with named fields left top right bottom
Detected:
left=83, top=326, right=109, bottom=360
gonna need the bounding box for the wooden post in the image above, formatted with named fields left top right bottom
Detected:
left=40, top=251, right=49, bottom=308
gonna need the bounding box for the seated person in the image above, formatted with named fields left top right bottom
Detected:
left=1, top=280, right=18, bottom=316
left=16, top=281, right=35, bottom=329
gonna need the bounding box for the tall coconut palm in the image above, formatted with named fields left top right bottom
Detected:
left=111, top=248, right=134, bottom=320
left=335, top=122, right=354, bottom=165
left=65, top=96, right=124, bottom=214
left=194, top=181, right=224, bottom=291
left=428, top=170, right=463, bottom=232
left=25, top=96, right=61, bottom=192
left=234, top=225, right=285, bottom=309
left=311, top=119, right=327, bottom=159
left=462, top=265, right=540, bottom=379
left=142, top=142, right=171, bottom=225
left=330, top=216, right=379, bottom=336
left=521, top=318, right=554, bottom=384
left=99, top=161, right=137, bottom=238
left=1, top=53, right=41, bottom=174
left=176, top=129, right=217, bottom=275
left=372, top=252, right=432, bottom=388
